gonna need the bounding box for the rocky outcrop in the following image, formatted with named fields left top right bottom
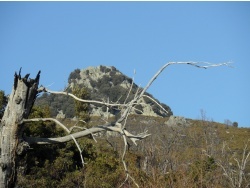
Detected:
left=165, top=115, right=189, bottom=127
left=69, top=65, right=172, bottom=117
left=56, top=110, right=66, bottom=119
left=30, top=65, right=173, bottom=119
left=68, top=65, right=173, bottom=118
left=35, top=65, right=173, bottom=119
left=69, top=65, right=131, bottom=91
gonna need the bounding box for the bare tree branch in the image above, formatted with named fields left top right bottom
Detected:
left=22, top=119, right=150, bottom=145
left=142, top=94, right=169, bottom=115
left=22, top=118, right=69, bottom=133
left=30, top=61, right=231, bottom=187
left=139, top=61, right=232, bottom=98
left=22, top=118, right=86, bottom=166
left=37, top=87, right=126, bottom=107
left=124, top=69, right=136, bottom=104
left=119, top=132, right=140, bottom=188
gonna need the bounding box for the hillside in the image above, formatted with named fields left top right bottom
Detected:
left=17, top=113, right=250, bottom=187
left=35, top=65, right=173, bottom=118
left=13, top=66, right=250, bottom=187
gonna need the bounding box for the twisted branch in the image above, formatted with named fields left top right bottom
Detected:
left=28, top=61, right=231, bottom=187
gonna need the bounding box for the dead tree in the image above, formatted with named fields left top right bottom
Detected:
left=0, top=62, right=230, bottom=187
left=0, top=69, right=41, bottom=187
left=216, top=140, right=250, bottom=188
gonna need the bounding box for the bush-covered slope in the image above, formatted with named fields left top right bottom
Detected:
left=18, top=111, right=250, bottom=188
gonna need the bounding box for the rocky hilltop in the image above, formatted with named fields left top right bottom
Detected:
left=36, top=65, right=173, bottom=118
left=68, top=65, right=172, bottom=117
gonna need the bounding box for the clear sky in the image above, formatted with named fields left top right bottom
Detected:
left=0, top=2, right=250, bottom=127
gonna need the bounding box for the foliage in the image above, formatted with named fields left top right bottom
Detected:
left=68, top=68, right=81, bottom=83
left=16, top=106, right=250, bottom=188
left=0, top=90, right=7, bottom=119
left=18, top=105, right=125, bottom=187
left=24, top=105, right=60, bottom=137
left=35, top=93, right=75, bottom=118
left=17, top=142, right=85, bottom=187
left=233, top=121, right=238, bottom=128
left=18, top=105, right=85, bottom=187
left=15, top=65, right=249, bottom=187
left=83, top=143, right=124, bottom=188
left=72, top=85, right=90, bottom=123
left=134, top=104, right=143, bottom=114
left=125, top=115, right=250, bottom=187
left=87, top=74, right=137, bottom=108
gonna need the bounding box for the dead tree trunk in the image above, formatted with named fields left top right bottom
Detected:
left=0, top=69, right=40, bottom=188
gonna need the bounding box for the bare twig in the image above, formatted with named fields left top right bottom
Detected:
left=22, top=118, right=69, bottom=133
left=139, top=61, right=232, bottom=98
left=142, top=94, right=169, bottom=115
left=215, top=140, right=250, bottom=188
left=70, top=135, right=86, bottom=166
left=124, top=69, right=136, bottom=104
left=119, top=132, right=140, bottom=188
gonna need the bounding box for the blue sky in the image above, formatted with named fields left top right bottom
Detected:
left=0, top=2, right=250, bottom=127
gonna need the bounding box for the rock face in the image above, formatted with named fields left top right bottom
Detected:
left=68, top=65, right=173, bottom=118
left=69, top=65, right=132, bottom=92
left=56, top=110, right=66, bottom=119
left=165, top=115, right=189, bottom=127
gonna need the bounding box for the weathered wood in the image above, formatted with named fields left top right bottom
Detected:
left=22, top=119, right=149, bottom=145
left=0, top=70, right=40, bottom=188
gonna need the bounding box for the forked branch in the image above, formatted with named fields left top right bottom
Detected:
left=28, top=61, right=231, bottom=187
left=23, top=118, right=150, bottom=145
left=140, top=61, right=232, bottom=98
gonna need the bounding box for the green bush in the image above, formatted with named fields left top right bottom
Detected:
left=68, top=68, right=81, bottom=83
left=0, top=90, right=7, bottom=118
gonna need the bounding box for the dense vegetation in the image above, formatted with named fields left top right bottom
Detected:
left=34, top=93, right=75, bottom=117
left=15, top=105, right=250, bottom=188
left=0, top=90, right=7, bottom=119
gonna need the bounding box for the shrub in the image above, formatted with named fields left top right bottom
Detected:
left=68, top=69, right=81, bottom=83
left=0, top=90, right=7, bottom=118
left=233, top=121, right=238, bottom=128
